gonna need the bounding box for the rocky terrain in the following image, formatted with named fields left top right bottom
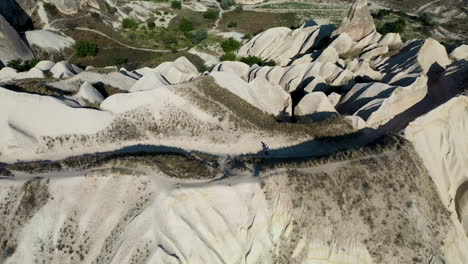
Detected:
left=0, top=0, right=468, bottom=263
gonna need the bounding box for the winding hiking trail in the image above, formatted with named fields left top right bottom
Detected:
left=74, top=27, right=188, bottom=53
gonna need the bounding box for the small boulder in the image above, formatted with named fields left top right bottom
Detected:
left=50, top=61, right=80, bottom=78
left=35, top=60, right=55, bottom=72
left=76, top=82, right=104, bottom=105
left=327, top=92, right=342, bottom=107
left=449, top=45, right=468, bottom=61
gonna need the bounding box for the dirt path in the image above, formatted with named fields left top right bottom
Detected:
left=74, top=27, right=188, bottom=53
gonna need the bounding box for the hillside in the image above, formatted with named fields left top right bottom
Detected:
left=0, top=0, right=467, bottom=263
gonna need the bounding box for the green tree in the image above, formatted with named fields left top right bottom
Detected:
left=221, top=38, right=241, bottom=52
left=203, top=10, right=219, bottom=20
left=122, top=18, right=138, bottom=29
left=378, top=18, right=406, bottom=34
left=227, top=21, right=237, bottom=28
left=113, top=57, right=128, bottom=66
left=179, top=18, right=194, bottom=32
left=243, top=33, right=252, bottom=40
left=75, top=41, right=98, bottom=57
left=6, top=59, right=39, bottom=71
left=235, top=4, right=243, bottom=12
left=171, top=1, right=182, bottom=9
left=221, top=52, right=236, bottom=61
left=147, top=20, right=156, bottom=30
left=190, top=29, right=208, bottom=44
left=220, top=0, right=234, bottom=10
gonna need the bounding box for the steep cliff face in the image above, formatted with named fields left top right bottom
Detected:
left=405, top=94, right=468, bottom=262
left=0, top=14, right=34, bottom=65
left=0, top=0, right=35, bottom=31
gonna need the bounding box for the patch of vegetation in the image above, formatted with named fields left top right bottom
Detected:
left=6, top=59, right=39, bottom=72
left=171, top=1, right=182, bottom=9
left=378, top=18, right=406, bottom=34
left=221, top=38, right=241, bottom=52
left=221, top=52, right=236, bottom=61
left=220, top=0, right=235, bottom=10
left=227, top=21, right=237, bottom=28
left=122, top=18, right=138, bottom=30
left=203, top=10, right=219, bottom=20
left=0, top=78, right=73, bottom=96
left=179, top=18, right=194, bottom=32
left=75, top=41, right=98, bottom=57
left=218, top=11, right=299, bottom=34
left=146, top=20, right=156, bottom=30
left=187, top=29, right=208, bottom=44
left=239, top=56, right=276, bottom=66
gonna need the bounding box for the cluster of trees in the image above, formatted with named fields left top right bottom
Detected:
left=203, top=10, right=219, bottom=20
left=122, top=18, right=138, bottom=29
left=378, top=18, right=406, bottom=34
left=171, top=1, right=182, bottom=9
left=75, top=41, right=98, bottom=57
left=239, top=56, right=276, bottom=66
left=6, top=59, right=39, bottom=71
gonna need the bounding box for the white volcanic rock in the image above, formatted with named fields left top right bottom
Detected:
left=154, top=56, right=199, bottom=84
left=333, top=0, right=376, bottom=41
left=76, top=81, right=104, bottom=105
left=25, top=30, right=74, bottom=52
left=238, top=24, right=334, bottom=66
left=377, top=38, right=452, bottom=85
left=211, top=71, right=292, bottom=118
left=303, top=76, right=328, bottom=93
left=129, top=71, right=169, bottom=92
left=352, top=60, right=383, bottom=80
left=405, top=95, right=468, bottom=262
left=212, top=61, right=250, bottom=79
left=345, top=115, right=366, bottom=129
left=315, top=46, right=339, bottom=64
left=339, top=75, right=428, bottom=126
left=0, top=14, right=34, bottom=64
left=14, top=67, right=46, bottom=80
left=328, top=33, right=353, bottom=55
left=359, top=45, right=389, bottom=61
left=50, top=70, right=138, bottom=92
left=377, top=33, right=402, bottom=49
left=449, top=45, right=468, bottom=61
left=0, top=67, right=18, bottom=82
left=35, top=60, right=55, bottom=72
left=294, top=92, right=338, bottom=121
left=50, top=61, right=81, bottom=78
left=0, top=87, right=114, bottom=155
left=327, top=92, right=341, bottom=107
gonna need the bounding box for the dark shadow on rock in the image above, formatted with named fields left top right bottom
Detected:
left=0, top=0, right=34, bottom=31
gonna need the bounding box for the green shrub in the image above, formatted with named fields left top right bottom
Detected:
left=235, top=4, right=243, bottom=12
left=221, top=38, right=241, bottom=52
left=179, top=18, right=194, bottom=32
left=378, top=18, right=406, bottom=34
left=189, top=29, right=208, bottom=44
left=91, top=12, right=100, bottom=19
left=160, top=29, right=178, bottom=45
left=75, top=41, right=98, bottom=57
left=372, top=9, right=391, bottom=19
left=171, top=1, right=182, bottom=9
left=122, top=18, right=138, bottom=29
left=240, top=56, right=276, bottom=66
left=113, top=57, right=128, bottom=66
left=243, top=33, right=252, bottom=40
left=227, top=21, right=237, bottom=28
left=203, top=10, right=219, bottom=20
left=420, top=12, right=436, bottom=26
left=220, top=0, right=235, bottom=10
left=221, top=52, right=236, bottom=61
left=147, top=20, right=156, bottom=30
left=6, top=59, right=39, bottom=71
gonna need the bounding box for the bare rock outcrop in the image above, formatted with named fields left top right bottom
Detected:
left=0, top=14, right=34, bottom=65
left=332, top=0, right=376, bottom=41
